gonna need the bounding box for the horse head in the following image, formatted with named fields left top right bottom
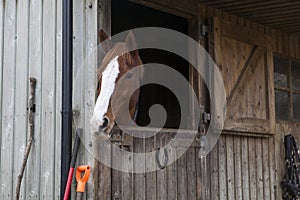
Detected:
left=90, top=30, right=143, bottom=136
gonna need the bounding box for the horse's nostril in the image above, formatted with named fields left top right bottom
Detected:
left=100, top=116, right=110, bottom=131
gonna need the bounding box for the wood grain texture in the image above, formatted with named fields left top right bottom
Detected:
left=26, top=0, right=43, bottom=198
left=40, top=0, right=57, bottom=198
left=134, top=137, right=146, bottom=200
left=0, top=1, right=16, bottom=199
left=13, top=0, right=30, bottom=198
left=54, top=0, right=63, bottom=197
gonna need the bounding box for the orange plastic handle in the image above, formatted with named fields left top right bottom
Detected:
left=76, top=165, right=91, bottom=193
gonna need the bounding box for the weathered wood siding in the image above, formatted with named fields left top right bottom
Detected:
left=201, top=4, right=300, bottom=200
left=90, top=1, right=300, bottom=200
left=0, top=0, right=62, bottom=199
left=73, top=0, right=98, bottom=199
left=0, top=0, right=97, bottom=199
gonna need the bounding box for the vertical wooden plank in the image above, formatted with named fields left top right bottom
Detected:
left=26, top=0, right=43, bottom=198
left=283, top=33, right=289, bottom=56
left=237, top=16, right=245, bottom=26
left=289, top=34, right=296, bottom=58
left=210, top=140, right=219, bottom=200
left=203, top=147, right=210, bottom=200
left=206, top=6, right=215, bottom=18
left=256, top=138, right=264, bottom=200
left=248, top=137, right=257, bottom=200
left=156, top=133, right=167, bottom=200
left=186, top=146, right=196, bottom=200
left=296, top=35, right=300, bottom=59
left=84, top=0, right=98, bottom=199
left=73, top=0, right=86, bottom=111
left=274, top=125, right=283, bottom=199
left=214, top=8, right=222, bottom=18
left=241, top=137, right=250, bottom=200
left=226, top=135, right=235, bottom=200
left=213, top=16, right=222, bottom=94
left=229, top=13, right=237, bottom=24
left=277, top=31, right=283, bottom=55
left=134, top=136, right=146, bottom=200
left=266, top=36, right=276, bottom=135
left=271, top=29, right=277, bottom=53
left=262, top=138, right=271, bottom=200
left=265, top=27, right=271, bottom=37
left=0, top=0, right=4, bottom=196
left=13, top=0, right=30, bottom=198
left=177, top=147, right=187, bottom=200
left=145, top=135, right=156, bottom=200
left=258, top=24, right=265, bottom=35
left=54, top=0, right=62, bottom=198
left=269, top=137, right=276, bottom=200
left=40, top=0, right=57, bottom=198
left=95, top=141, right=112, bottom=200
left=167, top=133, right=177, bottom=200
left=0, top=1, right=16, bottom=199
left=122, top=145, right=134, bottom=200
left=234, top=136, right=242, bottom=200
left=111, top=142, right=122, bottom=200
left=218, top=136, right=227, bottom=200
left=73, top=0, right=87, bottom=196
left=222, top=11, right=230, bottom=21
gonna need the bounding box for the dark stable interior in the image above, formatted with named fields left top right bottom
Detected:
left=112, top=0, right=189, bottom=129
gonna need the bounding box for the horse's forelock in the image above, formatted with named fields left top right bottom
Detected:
left=98, top=43, right=134, bottom=79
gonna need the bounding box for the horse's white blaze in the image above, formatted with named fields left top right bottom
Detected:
left=91, top=56, right=119, bottom=131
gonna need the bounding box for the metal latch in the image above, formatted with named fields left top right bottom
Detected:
left=202, top=111, right=211, bottom=124
left=110, top=128, right=133, bottom=147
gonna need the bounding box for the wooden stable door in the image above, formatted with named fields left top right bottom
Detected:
left=212, top=17, right=275, bottom=136
left=95, top=0, right=208, bottom=199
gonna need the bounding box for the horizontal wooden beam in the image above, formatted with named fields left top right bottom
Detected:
left=273, top=23, right=300, bottom=29
left=279, top=28, right=300, bottom=33
left=270, top=26, right=300, bottom=33
left=233, top=3, right=300, bottom=14
left=221, top=20, right=267, bottom=46
left=200, top=0, right=238, bottom=6
left=262, top=17, right=300, bottom=25
left=244, top=10, right=300, bottom=18
left=224, top=118, right=272, bottom=135
left=130, top=0, right=198, bottom=17
left=212, top=0, right=278, bottom=9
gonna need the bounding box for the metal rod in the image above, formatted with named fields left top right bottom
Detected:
left=61, top=0, right=73, bottom=199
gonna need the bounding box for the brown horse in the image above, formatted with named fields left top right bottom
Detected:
left=90, top=30, right=143, bottom=135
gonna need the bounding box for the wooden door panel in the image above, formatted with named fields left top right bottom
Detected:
left=213, top=17, right=275, bottom=135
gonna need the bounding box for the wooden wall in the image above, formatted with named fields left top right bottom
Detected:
left=91, top=1, right=300, bottom=200
left=1, top=0, right=298, bottom=199
left=73, top=0, right=98, bottom=199
left=200, top=4, right=300, bottom=200
left=0, top=0, right=98, bottom=199
left=0, top=0, right=62, bottom=199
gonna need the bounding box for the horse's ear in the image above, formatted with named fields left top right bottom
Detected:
left=125, top=31, right=138, bottom=51
left=99, top=29, right=114, bottom=53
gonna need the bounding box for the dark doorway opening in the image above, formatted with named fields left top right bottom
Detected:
left=112, top=0, right=189, bottom=129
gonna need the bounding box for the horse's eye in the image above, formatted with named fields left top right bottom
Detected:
left=125, top=73, right=133, bottom=79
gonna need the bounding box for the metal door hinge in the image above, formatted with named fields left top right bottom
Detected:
left=200, top=24, right=209, bottom=36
